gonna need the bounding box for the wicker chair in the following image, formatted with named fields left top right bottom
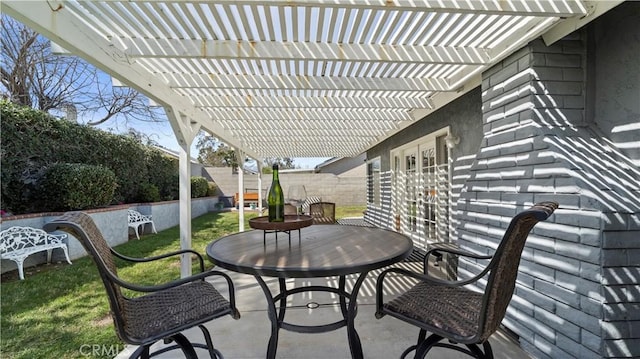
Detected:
left=43, top=212, right=240, bottom=359
left=309, top=202, right=336, bottom=224
left=284, top=203, right=298, bottom=215
left=375, top=202, right=558, bottom=359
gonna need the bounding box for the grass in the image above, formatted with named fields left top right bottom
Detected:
left=0, top=207, right=365, bottom=359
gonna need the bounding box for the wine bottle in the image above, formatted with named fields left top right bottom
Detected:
left=267, top=164, right=285, bottom=222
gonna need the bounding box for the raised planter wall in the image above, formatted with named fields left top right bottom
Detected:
left=0, top=197, right=219, bottom=276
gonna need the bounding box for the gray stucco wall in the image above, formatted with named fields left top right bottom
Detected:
left=591, top=6, right=640, bottom=164
left=366, top=87, right=483, bottom=173
left=364, top=87, right=484, bottom=230
left=364, top=3, right=639, bottom=358
left=458, top=4, right=639, bottom=358
left=317, top=154, right=366, bottom=177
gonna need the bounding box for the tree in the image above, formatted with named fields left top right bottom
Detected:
left=196, top=133, right=296, bottom=171
left=125, top=128, right=160, bottom=146
left=1, top=15, right=163, bottom=126
left=262, top=157, right=295, bottom=173
left=196, top=134, right=240, bottom=168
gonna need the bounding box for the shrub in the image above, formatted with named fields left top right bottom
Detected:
left=145, top=148, right=179, bottom=201
left=137, top=183, right=161, bottom=203
left=38, top=163, right=117, bottom=211
left=0, top=101, right=181, bottom=213
left=190, top=177, right=209, bottom=198
left=207, top=182, right=218, bottom=196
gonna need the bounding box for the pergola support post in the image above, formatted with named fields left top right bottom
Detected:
left=165, top=106, right=200, bottom=278
left=236, top=148, right=245, bottom=232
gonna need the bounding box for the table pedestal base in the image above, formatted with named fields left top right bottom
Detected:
left=261, top=229, right=301, bottom=245
left=254, top=273, right=369, bottom=359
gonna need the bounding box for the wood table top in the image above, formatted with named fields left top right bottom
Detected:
left=206, top=224, right=413, bottom=278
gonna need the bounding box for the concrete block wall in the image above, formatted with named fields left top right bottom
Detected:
left=1, top=197, right=219, bottom=276
left=456, top=10, right=640, bottom=358
left=204, top=167, right=366, bottom=207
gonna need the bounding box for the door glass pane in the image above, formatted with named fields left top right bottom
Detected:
left=391, top=132, right=452, bottom=249
left=404, top=152, right=417, bottom=235
left=422, top=146, right=437, bottom=243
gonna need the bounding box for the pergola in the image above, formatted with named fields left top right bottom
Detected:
left=4, top=0, right=606, bottom=276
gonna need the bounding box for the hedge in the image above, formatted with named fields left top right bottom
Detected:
left=37, top=163, right=117, bottom=211
left=190, top=176, right=209, bottom=198
left=0, top=100, right=180, bottom=214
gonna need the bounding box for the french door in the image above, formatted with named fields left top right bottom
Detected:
left=392, top=134, right=450, bottom=250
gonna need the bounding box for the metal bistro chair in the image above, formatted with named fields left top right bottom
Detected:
left=309, top=201, right=336, bottom=224
left=375, top=202, right=558, bottom=359
left=44, top=212, right=241, bottom=359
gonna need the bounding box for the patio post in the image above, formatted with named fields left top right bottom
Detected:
left=257, top=162, right=263, bottom=214
left=178, top=142, right=192, bottom=277
left=236, top=148, right=245, bottom=232
left=165, top=105, right=199, bottom=278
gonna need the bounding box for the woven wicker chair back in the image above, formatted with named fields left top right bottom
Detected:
left=309, top=202, right=336, bottom=224
left=284, top=203, right=298, bottom=215
left=44, top=212, right=126, bottom=332
left=479, top=202, right=558, bottom=341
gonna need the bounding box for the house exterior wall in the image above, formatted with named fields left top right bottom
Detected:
left=316, top=154, right=367, bottom=177
left=462, top=5, right=639, bottom=359
left=462, top=4, right=639, bottom=357
left=365, top=2, right=639, bottom=358
left=364, top=87, right=484, bottom=229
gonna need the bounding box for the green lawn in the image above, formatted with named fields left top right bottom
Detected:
left=0, top=207, right=365, bottom=359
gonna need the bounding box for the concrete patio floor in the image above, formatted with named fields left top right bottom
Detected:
left=116, top=259, right=531, bottom=359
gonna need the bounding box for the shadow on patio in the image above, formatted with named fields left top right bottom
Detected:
left=117, top=259, right=530, bottom=359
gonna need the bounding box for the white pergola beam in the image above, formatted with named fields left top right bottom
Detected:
left=187, top=92, right=433, bottom=110
left=165, top=73, right=453, bottom=92
left=122, top=39, right=490, bottom=65
left=98, top=0, right=587, bottom=17
left=220, top=120, right=402, bottom=131
left=208, top=108, right=411, bottom=122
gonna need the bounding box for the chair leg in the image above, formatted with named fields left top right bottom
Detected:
left=195, top=324, right=225, bottom=359
left=483, top=341, right=494, bottom=358
left=400, top=329, right=427, bottom=359
left=414, top=333, right=443, bottom=359
left=169, top=333, right=198, bottom=359
left=481, top=341, right=494, bottom=359
left=129, top=344, right=150, bottom=359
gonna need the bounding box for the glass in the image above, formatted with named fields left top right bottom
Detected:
left=286, top=185, right=307, bottom=218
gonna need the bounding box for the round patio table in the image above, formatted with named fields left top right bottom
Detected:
left=206, top=224, right=413, bottom=359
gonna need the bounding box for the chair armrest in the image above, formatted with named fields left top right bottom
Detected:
left=423, top=244, right=493, bottom=274
left=206, top=269, right=241, bottom=319
left=104, top=266, right=233, bottom=297
left=426, top=244, right=493, bottom=260
left=111, top=248, right=206, bottom=272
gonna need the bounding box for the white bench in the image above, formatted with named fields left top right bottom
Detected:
left=0, top=226, right=72, bottom=280
left=128, top=209, right=157, bottom=240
